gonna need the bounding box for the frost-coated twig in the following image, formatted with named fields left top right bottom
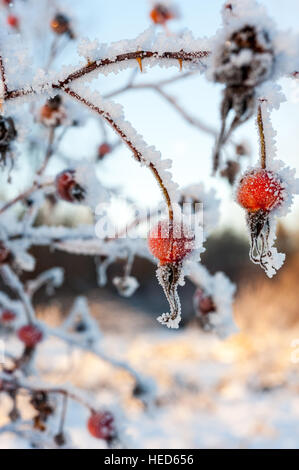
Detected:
left=36, top=126, right=56, bottom=176
left=0, top=265, right=35, bottom=323
left=4, top=50, right=210, bottom=102
left=0, top=54, right=8, bottom=97
left=257, top=103, right=266, bottom=169
left=63, top=86, right=176, bottom=220
left=0, top=180, right=53, bottom=215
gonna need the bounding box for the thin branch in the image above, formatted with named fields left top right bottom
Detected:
left=4, top=50, right=210, bottom=101
left=257, top=104, right=266, bottom=169
left=0, top=55, right=8, bottom=97
left=105, top=73, right=217, bottom=138
left=155, top=87, right=217, bottom=137
left=0, top=180, right=54, bottom=215
left=105, top=71, right=195, bottom=99
left=36, top=126, right=56, bottom=176
left=63, top=86, right=174, bottom=221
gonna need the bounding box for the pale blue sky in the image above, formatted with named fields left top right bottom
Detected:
left=6, top=1, right=299, bottom=232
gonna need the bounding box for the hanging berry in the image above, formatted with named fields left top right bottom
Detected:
left=55, top=169, right=85, bottom=203
left=87, top=411, right=116, bottom=442
left=236, top=168, right=285, bottom=273
left=98, top=142, right=111, bottom=160
left=148, top=219, right=194, bottom=266
left=17, top=324, right=43, bottom=348
left=211, top=24, right=274, bottom=173
left=0, top=310, right=16, bottom=324
left=148, top=219, right=195, bottom=328
left=7, top=15, right=19, bottom=29
left=50, top=13, right=74, bottom=39
left=150, top=3, right=175, bottom=25
left=40, top=95, right=66, bottom=128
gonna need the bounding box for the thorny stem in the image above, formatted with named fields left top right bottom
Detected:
left=257, top=103, right=266, bottom=169
left=63, top=87, right=174, bottom=221
left=4, top=50, right=210, bottom=101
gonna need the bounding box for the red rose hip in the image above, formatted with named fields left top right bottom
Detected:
left=55, top=169, right=85, bottom=202
left=87, top=411, right=115, bottom=441
left=237, top=168, right=284, bottom=213
left=148, top=220, right=194, bottom=265
left=1, top=310, right=16, bottom=324
left=17, top=324, right=43, bottom=348
left=150, top=4, right=174, bottom=25
left=98, top=143, right=111, bottom=159
left=7, top=15, right=19, bottom=29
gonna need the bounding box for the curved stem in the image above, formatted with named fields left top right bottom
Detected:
left=63, top=87, right=174, bottom=220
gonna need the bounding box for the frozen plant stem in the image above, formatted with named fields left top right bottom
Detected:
left=257, top=104, right=266, bottom=169
left=63, top=87, right=174, bottom=220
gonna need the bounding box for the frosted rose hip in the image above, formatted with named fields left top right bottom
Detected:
left=237, top=169, right=284, bottom=212
left=87, top=411, right=115, bottom=441
left=148, top=220, right=194, bottom=265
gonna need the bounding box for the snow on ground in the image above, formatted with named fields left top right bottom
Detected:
left=1, top=295, right=299, bottom=449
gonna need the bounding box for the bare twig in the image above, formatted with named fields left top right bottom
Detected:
left=0, top=55, right=8, bottom=97
left=0, top=180, right=54, bottom=215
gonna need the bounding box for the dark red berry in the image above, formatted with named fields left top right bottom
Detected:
left=50, top=13, right=74, bottom=38
left=55, top=170, right=85, bottom=203
left=17, top=324, right=43, bottom=348
left=98, top=143, right=111, bottom=159
left=193, top=288, right=216, bottom=315
left=0, top=242, right=11, bottom=265
left=87, top=411, right=115, bottom=441
left=1, top=310, right=16, bottom=324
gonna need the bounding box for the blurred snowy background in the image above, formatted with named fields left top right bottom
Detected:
left=0, top=0, right=299, bottom=449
